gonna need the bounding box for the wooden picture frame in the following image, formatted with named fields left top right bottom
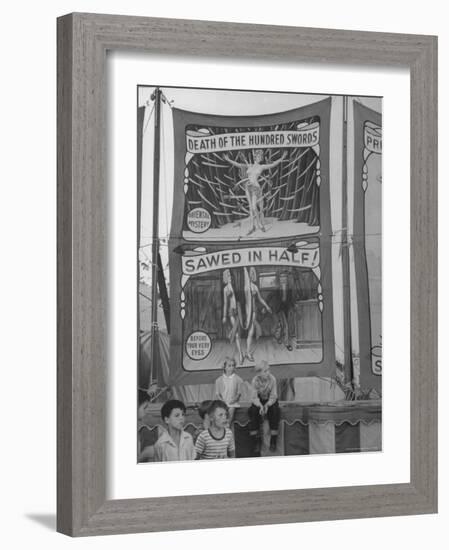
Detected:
left=57, top=12, right=437, bottom=536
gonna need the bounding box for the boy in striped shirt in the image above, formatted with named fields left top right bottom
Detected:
left=195, top=400, right=236, bottom=460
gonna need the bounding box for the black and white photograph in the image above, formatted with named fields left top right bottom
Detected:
left=137, top=86, right=382, bottom=462
left=1, top=0, right=442, bottom=544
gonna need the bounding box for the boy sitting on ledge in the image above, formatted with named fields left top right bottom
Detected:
left=248, top=360, right=280, bottom=455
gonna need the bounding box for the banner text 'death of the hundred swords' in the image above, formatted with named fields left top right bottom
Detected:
left=186, top=125, right=319, bottom=154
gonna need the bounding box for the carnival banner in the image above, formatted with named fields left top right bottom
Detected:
left=169, top=99, right=335, bottom=385
left=352, top=102, right=382, bottom=392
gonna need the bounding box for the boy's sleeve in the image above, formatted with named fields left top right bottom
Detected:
left=266, top=375, right=278, bottom=407
left=187, top=434, right=196, bottom=460
left=194, top=431, right=206, bottom=458
left=153, top=441, right=162, bottom=462
left=251, top=378, right=262, bottom=406
left=228, top=430, right=236, bottom=455
left=236, top=376, right=243, bottom=395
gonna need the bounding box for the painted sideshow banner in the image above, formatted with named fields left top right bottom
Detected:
left=352, top=102, right=382, bottom=392
left=169, top=99, right=336, bottom=385
left=183, top=124, right=320, bottom=241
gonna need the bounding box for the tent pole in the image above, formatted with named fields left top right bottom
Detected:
left=341, top=95, right=354, bottom=387
left=149, top=87, right=162, bottom=388
left=137, top=104, right=146, bottom=391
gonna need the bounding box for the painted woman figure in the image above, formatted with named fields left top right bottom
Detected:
left=268, top=271, right=294, bottom=351
left=245, top=267, right=272, bottom=362
left=222, top=269, right=244, bottom=365
left=224, top=149, right=286, bottom=235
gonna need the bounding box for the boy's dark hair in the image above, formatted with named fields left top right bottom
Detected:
left=160, top=399, right=186, bottom=421
left=208, top=399, right=229, bottom=416
left=198, top=400, right=213, bottom=420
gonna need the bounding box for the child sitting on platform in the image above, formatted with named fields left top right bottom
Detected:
left=154, top=399, right=196, bottom=462
left=195, top=400, right=236, bottom=459
left=248, top=360, right=280, bottom=455
left=214, top=357, right=243, bottom=425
